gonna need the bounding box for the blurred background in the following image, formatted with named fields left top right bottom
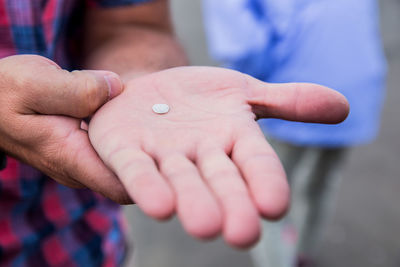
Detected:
left=125, top=0, right=400, bottom=266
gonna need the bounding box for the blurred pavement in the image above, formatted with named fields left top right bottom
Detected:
left=125, top=0, right=400, bottom=266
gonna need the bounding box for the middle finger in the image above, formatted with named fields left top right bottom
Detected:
left=158, top=153, right=223, bottom=239
left=196, top=146, right=260, bottom=248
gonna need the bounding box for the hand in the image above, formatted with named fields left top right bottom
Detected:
left=88, top=66, right=349, bottom=247
left=0, top=55, right=132, bottom=203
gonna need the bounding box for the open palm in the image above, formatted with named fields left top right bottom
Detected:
left=89, top=67, right=349, bottom=248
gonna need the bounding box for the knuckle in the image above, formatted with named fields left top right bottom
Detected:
left=209, top=169, right=237, bottom=180
left=161, top=153, right=183, bottom=168
left=129, top=170, right=155, bottom=183
left=72, top=71, right=106, bottom=116
left=1, top=55, right=54, bottom=90
left=82, top=75, right=101, bottom=114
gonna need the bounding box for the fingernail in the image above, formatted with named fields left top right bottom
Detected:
left=103, top=72, right=123, bottom=100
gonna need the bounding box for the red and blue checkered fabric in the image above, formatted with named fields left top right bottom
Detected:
left=0, top=0, right=151, bottom=266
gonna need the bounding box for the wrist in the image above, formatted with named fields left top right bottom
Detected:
left=120, top=70, right=154, bottom=83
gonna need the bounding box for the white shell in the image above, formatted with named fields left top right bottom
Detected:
left=152, top=104, right=170, bottom=114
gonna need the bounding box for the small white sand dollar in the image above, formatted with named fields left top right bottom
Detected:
left=152, top=104, right=170, bottom=114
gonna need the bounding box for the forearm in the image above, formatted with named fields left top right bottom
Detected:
left=82, top=3, right=188, bottom=82
left=84, top=27, right=187, bottom=81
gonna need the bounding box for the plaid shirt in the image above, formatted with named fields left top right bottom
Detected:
left=0, top=0, right=151, bottom=266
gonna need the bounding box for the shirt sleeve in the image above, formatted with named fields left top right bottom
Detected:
left=87, top=0, right=154, bottom=8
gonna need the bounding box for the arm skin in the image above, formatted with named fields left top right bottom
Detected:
left=81, top=0, right=350, bottom=248
left=82, top=0, right=187, bottom=80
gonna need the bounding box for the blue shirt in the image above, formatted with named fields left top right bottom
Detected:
left=203, top=0, right=387, bottom=147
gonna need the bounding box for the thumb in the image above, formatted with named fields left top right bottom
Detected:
left=2, top=55, right=124, bottom=118
left=244, top=75, right=350, bottom=124
left=30, top=69, right=124, bottom=118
